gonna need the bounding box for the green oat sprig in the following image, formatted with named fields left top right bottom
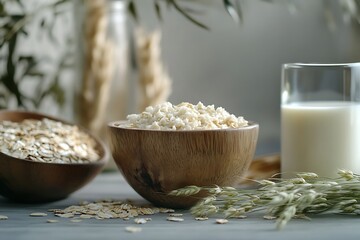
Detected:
left=170, top=170, right=360, bottom=230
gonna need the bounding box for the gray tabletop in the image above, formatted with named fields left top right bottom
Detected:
left=1, top=172, right=360, bottom=240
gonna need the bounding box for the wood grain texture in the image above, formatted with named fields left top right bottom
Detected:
left=0, top=110, right=109, bottom=203
left=240, top=154, right=281, bottom=186
left=108, top=122, right=259, bottom=208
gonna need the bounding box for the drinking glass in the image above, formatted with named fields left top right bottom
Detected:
left=281, top=63, right=360, bottom=177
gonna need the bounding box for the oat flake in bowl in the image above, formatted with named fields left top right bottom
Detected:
left=119, top=102, right=248, bottom=130
left=0, top=118, right=100, bottom=164
left=0, top=110, right=108, bottom=202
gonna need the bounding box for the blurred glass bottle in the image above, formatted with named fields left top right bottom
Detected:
left=74, top=0, right=129, bottom=169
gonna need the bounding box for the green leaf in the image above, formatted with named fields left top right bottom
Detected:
left=355, top=0, right=360, bottom=8
left=224, top=0, right=241, bottom=24
left=0, top=92, right=5, bottom=100
left=168, top=0, right=209, bottom=30
left=51, top=81, right=65, bottom=107
left=11, top=14, right=26, bottom=21
left=7, top=35, right=17, bottom=78
left=178, top=7, right=204, bottom=15
left=25, top=71, right=45, bottom=78
left=1, top=74, right=23, bottom=107
left=18, top=55, right=35, bottom=62
left=0, top=15, right=27, bottom=48
left=18, top=55, right=36, bottom=77
left=18, top=56, right=46, bottom=80
left=354, top=0, right=360, bottom=21
left=19, top=28, right=28, bottom=36
left=0, top=92, right=6, bottom=109
left=38, top=78, right=65, bottom=108
left=154, top=1, right=162, bottom=21
left=54, top=0, right=70, bottom=7
left=40, top=18, right=46, bottom=28
left=128, top=0, right=138, bottom=22
left=1, top=23, right=11, bottom=30
left=0, top=3, right=4, bottom=16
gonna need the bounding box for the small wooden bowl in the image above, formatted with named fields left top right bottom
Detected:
left=0, top=110, right=109, bottom=203
left=108, top=121, right=259, bottom=208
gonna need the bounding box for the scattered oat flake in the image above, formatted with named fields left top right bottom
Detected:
left=30, top=212, right=47, bottom=217
left=70, top=219, right=83, bottom=223
left=167, top=217, right=184, bottom=222
left=159, top=208, right=175, bottom=213
left=263, top=215, right=277, bottom=220
left=48, top=209, right=62, bottom=213
left=0, top=215, right=8, bottom=220
left=134, top=218, right=147, bottom=224
left=97, top=212, right=113, bottom=219
left=169, top=213, right=183, bottom=217
left=216, top=219, right=229, bottom=224
left=55, top=213, right=74, bottom=218
left=49, top=200, right=175, bottom=221
left=125, top=226, right=142, bottom=233
left=47, top=219, right=59, bottom=223
left=195, top=217, right=208, bottom=221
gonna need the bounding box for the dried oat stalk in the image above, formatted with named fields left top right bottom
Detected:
left=136, top=28, right=171, bottom=111
left=170, top=170, right=360, bottom=230
left=79, top=0, right=115, bottom=136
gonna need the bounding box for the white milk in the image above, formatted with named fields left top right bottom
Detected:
left=281, top=101, right=360, bottom=178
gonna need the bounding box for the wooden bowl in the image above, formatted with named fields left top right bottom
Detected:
left=0, top=110, right=109, bottom=203
left=108, top=121, right=259, bottom=208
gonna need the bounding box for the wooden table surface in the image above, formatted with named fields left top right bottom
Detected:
left=1, top=172, right=360, bottom=240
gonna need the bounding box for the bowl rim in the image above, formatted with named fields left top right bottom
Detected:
left=0, top=110, right=109, bottom=166
left=108, top=120, right=259, bottom=132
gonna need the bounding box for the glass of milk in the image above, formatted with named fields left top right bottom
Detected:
left=281, top=63, right=360, bottom=178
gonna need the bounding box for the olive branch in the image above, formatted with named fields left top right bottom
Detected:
left=0, top=0, right=72, bottom=109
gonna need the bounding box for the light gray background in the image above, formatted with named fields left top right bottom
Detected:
left=5, top=0, right=360, bottom=156
left=133, top=0, right=360, bottom=155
